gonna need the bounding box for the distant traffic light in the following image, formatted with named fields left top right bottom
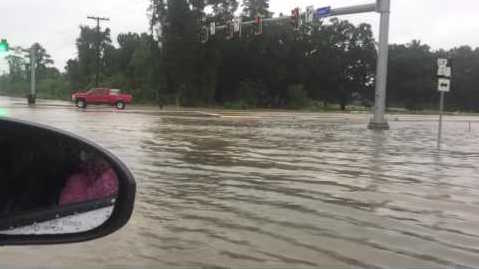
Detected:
left=291, top=8, right=300, bottom=30
left=225, top=22, right=234, bottom=40
left=0, top=39, right=9, bottom=53
left=210, top=22, right=216, bottom=36
left=254, top=16, right=263, bottom=36
left=233, top=17, right=242, bottom=38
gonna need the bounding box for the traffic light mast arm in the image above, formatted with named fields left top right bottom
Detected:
left=330, top=3, right=376, bottom=16
left=215, top=15, right=290, bottom=30
left=215, top=2, right=378, bottom=30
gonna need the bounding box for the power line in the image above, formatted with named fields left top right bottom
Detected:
left=87, top=16, right=110, bottom=88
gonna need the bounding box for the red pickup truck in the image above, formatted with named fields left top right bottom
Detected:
left=72, top=88, right=133, bottom=110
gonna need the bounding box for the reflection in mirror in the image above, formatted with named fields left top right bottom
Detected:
left=0, top=131, right=119, bottom=235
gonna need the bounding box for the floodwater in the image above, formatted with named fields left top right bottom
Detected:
left=1, top=97, right=479, bottom=268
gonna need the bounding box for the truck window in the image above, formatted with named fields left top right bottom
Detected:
left=92, top=89, right=107, bottom=95
left=110, top=89, right=120, bottom=95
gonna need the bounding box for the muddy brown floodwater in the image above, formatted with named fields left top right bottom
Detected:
left=0, top=97, right=479, bottom=268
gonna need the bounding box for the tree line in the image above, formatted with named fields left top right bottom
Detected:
left=0, top=0, right=478, bottom=111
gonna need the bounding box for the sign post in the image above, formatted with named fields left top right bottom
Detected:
left=29, top=45, right=36, bottom=105
left=437, top=58, right=452, bottom=149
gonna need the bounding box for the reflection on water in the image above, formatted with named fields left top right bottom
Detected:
left=1, top=97, right=479, bottom=268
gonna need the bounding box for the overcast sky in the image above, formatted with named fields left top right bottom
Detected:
left=0, top=0, right=477, bottom=72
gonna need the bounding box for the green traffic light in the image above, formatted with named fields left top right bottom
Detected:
left=0, top=39, right=9, bottom=53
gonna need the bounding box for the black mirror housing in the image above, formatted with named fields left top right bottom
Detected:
left=0, top=118, right=136, bottom=245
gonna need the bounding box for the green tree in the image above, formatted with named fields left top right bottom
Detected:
left=25, top=43, right=56, bottom=80
left=56, top=0, right=479, bottom=111
left=159, top=0, right=201, bottom=105
left=445, top=46, right=479, bottom=111
left=65, top=59, right=82, bottom=90
left=387, top=40, right=435, bottom=109
left=305, top=19, right=376, bottom=110
left=209, top=0, right=239, bottom=23
left=75, top=26, right=113, bottom=87
left=242, top=0, right=272, bottom=19
left=5, top=55, right=26, bottom=82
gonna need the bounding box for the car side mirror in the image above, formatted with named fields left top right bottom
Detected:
left=0, top=118, right=136, bottom=245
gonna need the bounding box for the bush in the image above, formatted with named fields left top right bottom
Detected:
left=37, top=78, right=71, bottom=100
left=235, top=79, right=271, bottom=109
left=286, top=84, right=311, bottom=109
left=224, top=101, right=249, bottom=110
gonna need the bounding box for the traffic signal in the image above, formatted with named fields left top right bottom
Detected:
left=233, top=17, right=242, bottom=38
left=210, top=22, right=216, bottom=36
left=0, top=39, right=9, bottom=53
left=254, top=16, right=263, bottom=36
left=291, top=8, right=300, bottom=30
left=199, top=26, right=209, bottom=44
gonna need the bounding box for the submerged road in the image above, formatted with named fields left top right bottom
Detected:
left=0, top=96, right=479, bottom=268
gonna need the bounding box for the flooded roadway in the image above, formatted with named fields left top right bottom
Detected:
left=1, top=97, right=479, bottom=268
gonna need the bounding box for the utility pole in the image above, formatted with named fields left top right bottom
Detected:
left=87, top=16, right=110, bottom=88
left=8, top=45, right=37, bottom=104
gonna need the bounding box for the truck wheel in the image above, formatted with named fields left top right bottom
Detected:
left=76, top=99, right=87, bottom=109
left=115, top=101, right=126, bottom=110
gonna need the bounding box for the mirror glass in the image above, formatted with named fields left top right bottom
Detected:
left=0, top=126, right=119, bottom=235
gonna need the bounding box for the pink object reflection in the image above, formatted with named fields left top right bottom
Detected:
left=59, top=163, right=119, bottom=206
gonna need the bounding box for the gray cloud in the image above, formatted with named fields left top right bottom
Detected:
left=0, top=0, right=149, bottom=71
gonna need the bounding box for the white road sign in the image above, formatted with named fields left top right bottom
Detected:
left=210, top=22, right=216, bottom=36
left=437, top=58, right=448, bottom=67
left=438, top=66, right=452, bottom=77
left=438, top=78, right=450, bottom=92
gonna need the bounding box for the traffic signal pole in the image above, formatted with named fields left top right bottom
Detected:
left=209, top=0, right=391, bottom=130
left=29, top=46, right=36, bottom=105
left=4, top=44, right=38, bottom=105
left=368, top=0, right=390, bottom=130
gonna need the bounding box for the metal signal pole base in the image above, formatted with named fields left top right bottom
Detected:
left=27, top=94, right=36, bottom=105
left=368, top=120, right=390, bottom=130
